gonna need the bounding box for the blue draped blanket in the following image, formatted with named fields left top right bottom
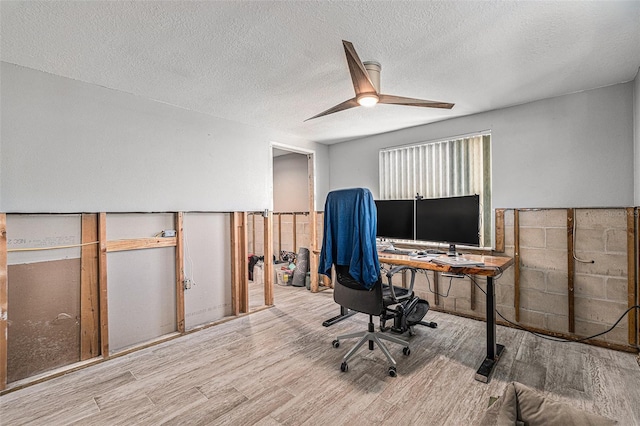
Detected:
left=318, top=188, right=380, bottom=289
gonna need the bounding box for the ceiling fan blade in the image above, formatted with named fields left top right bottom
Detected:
left=304, top=98, right=359, bottom=121
left=342, top=40, right=377, bottom=96
left=379, top=94, right=454, bottom=109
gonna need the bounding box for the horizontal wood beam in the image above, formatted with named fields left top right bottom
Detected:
left=106, top=237, right=177, bottom=252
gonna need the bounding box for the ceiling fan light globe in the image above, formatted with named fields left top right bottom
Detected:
left=357, top=94, right=379, bottom=107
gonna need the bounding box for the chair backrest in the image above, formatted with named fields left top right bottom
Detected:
left=318, top=188, right=383, bottom=315
left=334, top=265, right=384, bottom=316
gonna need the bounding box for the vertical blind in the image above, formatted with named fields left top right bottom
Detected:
left=379, top=134, right=492, bottom=246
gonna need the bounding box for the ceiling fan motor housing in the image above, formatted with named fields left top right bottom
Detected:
left=363, top=61, right=381, bottom=92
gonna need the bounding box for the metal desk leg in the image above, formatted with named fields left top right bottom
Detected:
left=322, top=306, right=356, bottom=327
left=475, top=276, right=505, bottom=383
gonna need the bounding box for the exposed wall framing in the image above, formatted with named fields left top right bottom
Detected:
left=0, top=214, right=7, bottom=391
left=567, top=208, right=576, bottom=333
left=80, top=214, right=100, bottom=360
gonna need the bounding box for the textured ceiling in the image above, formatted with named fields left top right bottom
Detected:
left=2, top=1, right=639, bottom=145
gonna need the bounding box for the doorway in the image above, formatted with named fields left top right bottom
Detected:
left=248, top=144, right=316, bottom=311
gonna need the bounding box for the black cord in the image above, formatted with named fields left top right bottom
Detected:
left=467, top=274, right=640, bottom=343
left=420, top=269, right=454, bottom=298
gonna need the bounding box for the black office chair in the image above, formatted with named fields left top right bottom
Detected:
left=318, top=188, right=435, bottom=377
left=331, top=266, right=413, bottom=377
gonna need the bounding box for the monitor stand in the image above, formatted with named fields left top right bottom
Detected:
left=447, top=243, right=458, bottom=257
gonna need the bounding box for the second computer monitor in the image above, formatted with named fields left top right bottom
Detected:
left=375, top=199, right=414, bottom=240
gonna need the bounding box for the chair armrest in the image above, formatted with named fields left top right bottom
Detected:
left=385, top=265, right=416, bottom=301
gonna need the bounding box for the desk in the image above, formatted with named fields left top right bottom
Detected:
left=377, top=252, right=513, bottom=383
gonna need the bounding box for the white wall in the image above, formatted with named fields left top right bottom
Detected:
left=273, top=153, right=309, bottom=212
left=634, top=68, right=640, bottom=206
left=329, top=82, right=635, bottom=208
left=0, top=62, right=329, bottom=213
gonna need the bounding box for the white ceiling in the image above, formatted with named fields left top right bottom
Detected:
left=2, top=1, right=639, bottom=145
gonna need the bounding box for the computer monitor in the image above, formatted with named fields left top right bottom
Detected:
left=375, top=199, right=414, bottom=240
left=415, top=195, right=480, bottom=254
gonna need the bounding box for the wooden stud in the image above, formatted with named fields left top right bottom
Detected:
left=98, top=213, right=109, bottom=358
left=433, top=272, right=439, bottom=306
left=567, top=209, right=576, bottom=333
left=240, top=213, right=249, bottom=312
left=80, top=214, right=100, bottom=360
left=514, top=209, right=521, bottom=323
left=230, top=212, right=249, bottom=314
left=627, top=207, right=637, bottom=345
left=175, top=212, right=185, bottom=334
left=0, top=214, right=7, bottom=391
left=106, top=237, right=176, bottom=252
left=230, top=213, right=240, bottom=316
left=494, top=209, right=505, bottom=253
left=306, top=154, right=319, bottom=292
left=277, top=213, right=282, bottom=257
left=292, top=214, right=297, bottom=253
left=263, top=212, right=274, bottom=306
left=636, top=207, right=639, bottom=347
left=470, top=275, right=476, bottom=311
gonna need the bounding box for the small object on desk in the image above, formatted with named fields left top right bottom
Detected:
left=431, top=256, right=484, bottom=267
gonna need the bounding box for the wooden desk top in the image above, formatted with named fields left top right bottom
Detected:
left=377, top=252, right=513, bottom=277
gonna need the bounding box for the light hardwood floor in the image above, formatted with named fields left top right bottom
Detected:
left=2, top=284, right=639, bottom=425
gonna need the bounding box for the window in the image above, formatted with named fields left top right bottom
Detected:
left=379, top=134, right=491, bottom=247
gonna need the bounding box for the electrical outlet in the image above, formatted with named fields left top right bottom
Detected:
left=184, top=279, right=192, bottom=290
left=162, top=230, right=176, bottom=237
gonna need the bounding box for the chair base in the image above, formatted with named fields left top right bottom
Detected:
left=333, top=320, right=410, bottom=376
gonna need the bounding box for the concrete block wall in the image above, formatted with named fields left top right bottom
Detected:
left=500, top=208, right=630, bottom=346
left=404, top=208, right=634, bottom=348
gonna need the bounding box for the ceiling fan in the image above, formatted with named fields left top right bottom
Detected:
left=305, top=40, right=454, bottom=121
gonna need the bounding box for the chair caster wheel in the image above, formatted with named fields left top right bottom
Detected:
left=332, top=340, right=340, bottom=348
left=388, top=366, right=397, bottom=377
left=403, top=347, right=411, bottom=356
left=341, top=362, right=348, bottom=372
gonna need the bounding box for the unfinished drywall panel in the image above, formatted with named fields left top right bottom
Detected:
left=6, top=214, right=82, bottom=383
left=106, top=213, right=175, bottom=240
left=107, top=247, right=176, bottom=353
left=182, top=213, right=233, bottom=330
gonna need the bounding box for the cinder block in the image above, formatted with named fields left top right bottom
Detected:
left=496, top=283, right=515, bottom=306
left=545, top=228, right=567, bottom=250
left=442, top=296, right=456, bottom=311
left=519, top=209, right=566, bottom=227
left=574, top=297, right=628, bottom=325
left=574, top=274, right=606, bottom=299
left=496, top=267, right=515, bottom=286
left=546, top=271, right=569, bottom=295
left=520, top=268, right=545, bottom=291
left=519, top=210, right=544, bottom=227
left=520, top=288, right=568, bottom=316
left=504, top=210, right=514, bottom=226
left=520, top=227, right=546, bottom=248
left=504, top=225, right=515, bottom=247
left=518, top=308, right=546, bottom=329
left=605, top=229, right=627, bottom=253
left=454, top=297, right=473, bottom=314
left=574, top=252, right=627, bottom=277
left=575, top=320, right=628, bottom=345
left=520, top=247, right=567, bottom=271
left=575, top=209, right=627, bottom=230
left=574, top=228, right=606, bottom=252
left=605, top=277, right=628, bottom=302
left=545, top=313, right=569, bottom=334
left=496, top=305, right=515, bottom=323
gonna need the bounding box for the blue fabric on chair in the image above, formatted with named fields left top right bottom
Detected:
left=318, top=188, right=380, bottom=289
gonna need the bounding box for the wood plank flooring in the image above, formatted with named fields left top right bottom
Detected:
left=2, top=283, right=639, bottom=425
